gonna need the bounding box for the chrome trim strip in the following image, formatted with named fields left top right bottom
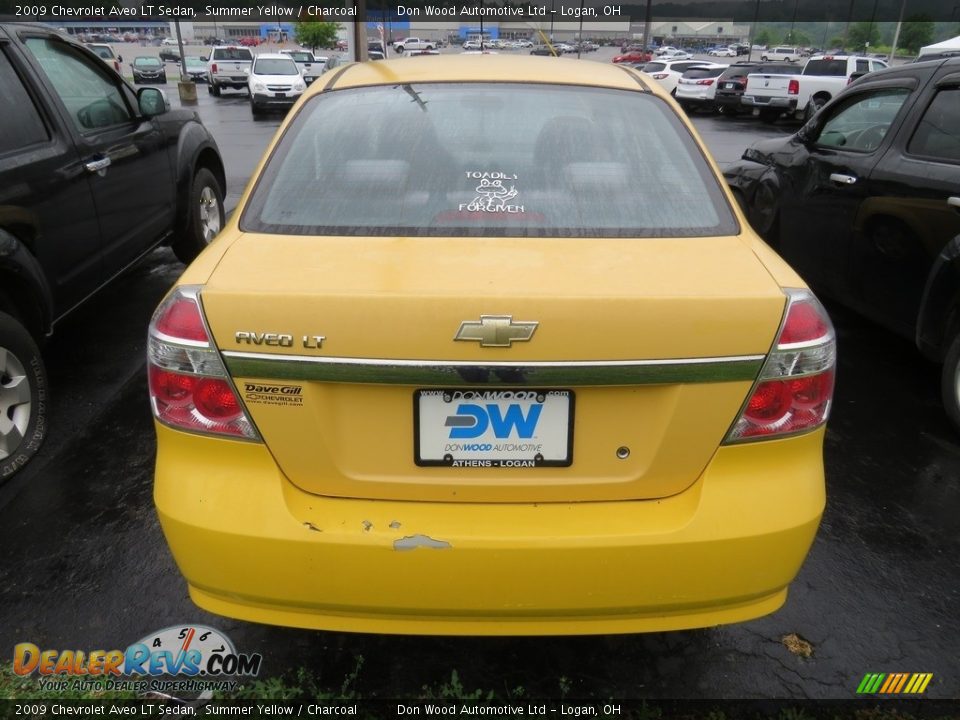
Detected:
left=221, top=351, right=765, bottom=386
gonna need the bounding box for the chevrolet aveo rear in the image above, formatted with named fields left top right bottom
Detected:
left=150, top=56, right=834, bottom=635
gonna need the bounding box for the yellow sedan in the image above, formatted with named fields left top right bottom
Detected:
left=149, top=56, right=835, bottom=635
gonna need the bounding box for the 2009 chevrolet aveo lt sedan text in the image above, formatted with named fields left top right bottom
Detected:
left=149, top=56, right=836, bottom=635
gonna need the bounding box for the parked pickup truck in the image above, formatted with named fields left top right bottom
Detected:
left=205, top=45, right=254, bottom=96
left=393, top=37, right=436, bottom=53
left=742, top=55, right=888, bottom=123
left=279, top=49, right=322, bottom=84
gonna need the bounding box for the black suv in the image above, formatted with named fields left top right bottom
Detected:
left=725, top=58, right=960, bottom=430
left=0, top=23, right=226, bottom=479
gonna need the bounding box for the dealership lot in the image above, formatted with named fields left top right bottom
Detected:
left=1, top=55, right=958, bottom=699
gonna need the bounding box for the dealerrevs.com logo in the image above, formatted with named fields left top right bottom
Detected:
left=13, top=625, right=262, bottom=693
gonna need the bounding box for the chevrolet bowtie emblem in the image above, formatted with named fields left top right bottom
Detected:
left=454, top=315, right=539, bottom=347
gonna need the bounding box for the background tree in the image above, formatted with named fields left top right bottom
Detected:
left=848, top=21, right=881, bottom=51
left=898, top=15, right=935, bottom=54
left=295, top=21, right=340, bottom=52
left=783, top=29, right=811, bottom=46
left=754, top=28, right=777, bottom=47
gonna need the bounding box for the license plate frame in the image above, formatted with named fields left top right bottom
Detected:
left=414, top=389, right=574, bottom=468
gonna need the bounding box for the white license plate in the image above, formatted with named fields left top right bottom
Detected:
left=415, top=389, right=573, bottom=468
left=724, top=82, right=735, bottom=88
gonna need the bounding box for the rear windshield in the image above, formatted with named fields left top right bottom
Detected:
left=134, top=57, right=161, bottom=67
left=241, top=83, right=737, bottom=238
left=88, top=46, right=113, bottom=59
left=755, top=64, right=799, bottom=75
left=642, top=62, right=666, bottom=72
left=719, top=64, right=760, bottom=79
left=212, top=47, right=252, bottom=61
left=803, top=59, right=848, bottom=76
left=284, top=52, right=313, bottom=62
left=682, top=67, right=725, bottom=79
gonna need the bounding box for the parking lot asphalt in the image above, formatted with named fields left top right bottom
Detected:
left=0, top=58, right=957, bottom=701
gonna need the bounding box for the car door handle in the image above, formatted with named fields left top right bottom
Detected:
left=948, top=196, right=960, bottom=210
left=84, top=157, right=111, bottom=175
left=829, top=173, right=857, bottom=185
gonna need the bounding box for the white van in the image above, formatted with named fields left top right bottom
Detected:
left=761, top=46, right=800, bottom=62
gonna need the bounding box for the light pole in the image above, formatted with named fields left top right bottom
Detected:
left=888, top=0, right=907, bottom=62
left=747, top=0, right=761, bottom=61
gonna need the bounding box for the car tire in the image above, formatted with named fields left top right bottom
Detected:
left=749, top=179, right=781, bottom=244
left=0, top=311, right=47, bottom=481
left=942, top=331, right=960, bottom=433
left=211, top=82, right=221, bottom=97
left=395, top=46, right=404, bottom=53
left=761, top=55, right=769, bottom=61
left=250, top=99, right=263, bottom=117
left=805, top=95, right=828, bottom=123
left=172, top=167, right=225, bottom=265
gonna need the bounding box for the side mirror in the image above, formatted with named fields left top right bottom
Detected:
left=201, top=55, right=208, bottom=61
left=117, top=54, right=123, bottom=63
left=138, top=87, right=169, bottom=117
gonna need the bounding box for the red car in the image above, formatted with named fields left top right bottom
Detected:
left=613, top=46, right=652, bottom=64
left=239, top=36, right=260, bottom=47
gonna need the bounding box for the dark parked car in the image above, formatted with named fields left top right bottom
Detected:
left=714, top=62, right=797, bottom=115
left=158, top=47, right=181, bottom=63
left=725, top=57, right=960, bottom=429
left=530, top=45, right=558, bottom=56
left=0, top=23, right=226, bottom=479
left=131, top=55, right=167, bottom=84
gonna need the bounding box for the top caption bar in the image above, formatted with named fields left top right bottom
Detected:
left=2, top=0, right=959, bottom=22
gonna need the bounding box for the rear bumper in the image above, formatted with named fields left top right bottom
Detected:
left=155, top=424, right=825, bottom=635
left=742, top=95, right=797, bottom=109
left=715, top=93, right=744, bottom=107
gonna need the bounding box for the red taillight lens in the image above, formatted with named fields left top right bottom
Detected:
left=194, top=378, right=243, bottom=422
left=788, top=79, right=800, bottom=95
left=725, top=289, right=836, bottom=442
left=155, top=297, right=209, bottom=342
left=147, top=287, right=259, bottom=440
left=652, top=73, right=669, bottom=79
left=779, top=301, right=829, bottom=344
left=211, top=63, right=218, bottom=73
left=697, top=79, right=715, bottom=85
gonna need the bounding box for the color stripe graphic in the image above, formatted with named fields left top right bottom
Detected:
left=856, top=673, right=933, bottom=694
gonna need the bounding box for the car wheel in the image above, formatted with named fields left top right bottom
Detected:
left=749, top=179, right=781, bottom=243
left=805, top=95, right=827, bottom=123
left=0, top=311, right=47, bottom=481
left=761, top=55, right=768, bottom=61
left=250, top=99, right=263, bottom=117
left=942, top=331, right=960, bottom=434
left=211, top=82, right=221, bottom=97
left=172, top=167, right=225, bottom=264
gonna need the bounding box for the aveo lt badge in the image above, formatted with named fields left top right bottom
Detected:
left=454, top=315, right=538, bottom=347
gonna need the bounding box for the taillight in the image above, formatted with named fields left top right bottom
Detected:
left=697, top=79, right=715, bottom=85
left=788, top=78, right=800, bottom=95
left=652, top=73, right=669, bottom=79
left=147, top=286, right=259, bottom=440
left=211, top=63, right=218, bottom=73
left=725, top=289, right=836, bottom=442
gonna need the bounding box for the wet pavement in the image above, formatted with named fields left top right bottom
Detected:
left=0, top=82, right=958, bottom=701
